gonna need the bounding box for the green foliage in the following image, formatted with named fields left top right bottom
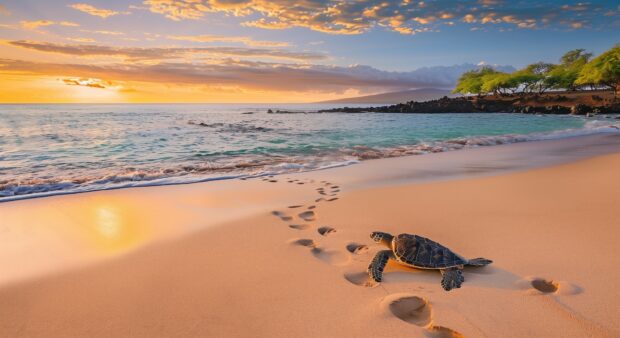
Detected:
left=452, top=67, right=499, bottom=95
left=453, top=46, right=620, bottom=95
left=511, top=68, right=543, bottom=93
left=560, top=49, right=592, bottom=66
left=481, top=72, right=514, bottom=94
left=575, top=45, right=620, bottom=94
left=548, top=49, right=592, bottom=90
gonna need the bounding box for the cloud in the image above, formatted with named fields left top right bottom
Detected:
left=0, top=57, right=513, bottom=93
left=20, top=20, right=80, bottom=30
left=60, top=21, right=80, bottom=27
left=61, top=77, right=113, bottom=88
left=0, top=24, right=18, bottom=29
left=66, top=37, right=96, bottom=43
left=8, top=40, right=327, bottom=62
left=82, top=30, right=125, bottom=35
left=69, top=3, right=125, bottom=18
left=167, top=35, right=289, bottom=47
left=142, top=0, right=619, bottom=35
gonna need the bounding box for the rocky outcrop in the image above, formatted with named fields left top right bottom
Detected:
left=316, top=95, right=620, bottom=115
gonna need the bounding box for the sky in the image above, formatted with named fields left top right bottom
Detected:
left=0, top=0, right=619, bottom=103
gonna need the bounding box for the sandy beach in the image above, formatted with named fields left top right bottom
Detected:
left=1, top=133, right=620, bottom=337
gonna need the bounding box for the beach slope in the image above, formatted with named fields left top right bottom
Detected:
left=1, top=139, right=620, bottom=337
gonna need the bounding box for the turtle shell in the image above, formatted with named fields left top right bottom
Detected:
left=393, top=234, right=466, bottom=269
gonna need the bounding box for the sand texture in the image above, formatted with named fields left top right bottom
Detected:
left=1, top=136, right=620, bottom=337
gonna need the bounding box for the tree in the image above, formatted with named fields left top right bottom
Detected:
left=561, top=49, right=592, bottom=65
left=575, top=45, right=620, bottom=96
left=453, top=67, right=500, bottom=95
left=481, top=72, right=514, bottom=95
left=548, top=49, right=592, bottom=91
left=523, top=62, right=556, bottom=93
left=509, top=68, right=542, bottom=94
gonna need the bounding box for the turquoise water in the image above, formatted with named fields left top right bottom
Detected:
left=0, top=104, right=617, bottom=201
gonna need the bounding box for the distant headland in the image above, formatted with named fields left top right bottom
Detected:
left=272, top=45, right=620, bottom=115
left=313, top=90, right=619, bottom=115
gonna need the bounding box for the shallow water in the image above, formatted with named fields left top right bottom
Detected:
left=1, top=103, right=618, bottom=201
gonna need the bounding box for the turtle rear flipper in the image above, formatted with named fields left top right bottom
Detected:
left=467, top=257, right=492, bottom=266
left=440, top=267, right=464, bottom=291
left=367, top=250, right=393, bottom=282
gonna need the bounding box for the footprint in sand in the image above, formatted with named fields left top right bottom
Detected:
left=384, top=295, right=432, bottom=326
left=343, top=271, right=378, bottom=288
left=346, top=243, right=369, bottom=254
left=291, top=238, right=317, bottom=248
left=307, top=205, right=316, bottom=210
left=315, top=198, right=325, bottom=202
left=298, top=210, right=316, bottom=222
left=289, top=224, right=311, bottom=230
left=268, top=180, right=278, bottom=183
left=291, top=239, right=349, bottom=266
left=288, top=205, right=303, bottom=209
left=311, top=247, right=350, bottom=266
left=517, top=277, right=582, bottom=295
left=531, top=278, right=558, bottom=293
left=327, top=197, right=339, bottom=202
left=272, top=211, right=293, bottom=222
left=318, top=226, right=336, bottom=236
left=381, top=294, right=464, bottom=337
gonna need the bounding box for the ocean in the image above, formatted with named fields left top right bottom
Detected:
left=1, top=103, right=618, bottom=201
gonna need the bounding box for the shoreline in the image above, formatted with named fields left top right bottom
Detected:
left=2, top=126, right=619, bottom=203
left=1, top=132, right=619, bottom=284
left=1, top=135, right=619, bottom=336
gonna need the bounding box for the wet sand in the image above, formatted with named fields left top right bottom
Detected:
left=1, top=133, right=620, bottom=337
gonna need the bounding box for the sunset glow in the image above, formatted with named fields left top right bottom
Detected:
left=1, top=1, right=619, bottom=103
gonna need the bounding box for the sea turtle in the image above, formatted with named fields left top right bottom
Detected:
left=368, top=232, right=492, bottom=291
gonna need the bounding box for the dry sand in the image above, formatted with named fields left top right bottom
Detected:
left=1, top=134, right=620, bottom=337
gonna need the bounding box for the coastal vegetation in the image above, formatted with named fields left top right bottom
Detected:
left=454, top=45, right=620, bottom=96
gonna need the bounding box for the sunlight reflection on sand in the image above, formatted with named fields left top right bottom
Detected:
left=89, top=204, right=147, bottom=254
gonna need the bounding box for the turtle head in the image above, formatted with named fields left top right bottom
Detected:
left=370, top=231, right=394, bottom=248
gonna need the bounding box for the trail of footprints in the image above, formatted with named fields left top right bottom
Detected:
left=268, top=179, right=359, bottom=267
left=264, top=176, right=465, bottom=335
left=251, top=174, right=572, bottom=337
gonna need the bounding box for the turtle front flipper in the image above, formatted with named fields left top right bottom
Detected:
left=440, top=267, right=464, bottom=291
left=367, top=250, right=394, bottom=282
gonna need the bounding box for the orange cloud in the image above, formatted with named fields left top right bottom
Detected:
left=21, top=20, right=80, bottom=29
left=0, top=57, right=504, bottom=93
left=66, top=37, right=96, bottom=43
left=69, top=3, right=124, bottom=18
left=167, top=35, right=289, bottom=47
left=61, top=77, right=113, bottom=88
left=8, top=40, right=325, bottom=62
left=82, top=30, right=125, bottom=35
left=143, top=0, right=607, bottom=34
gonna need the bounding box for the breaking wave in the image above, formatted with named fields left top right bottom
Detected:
left=2, top=118, right=617, bottom=202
